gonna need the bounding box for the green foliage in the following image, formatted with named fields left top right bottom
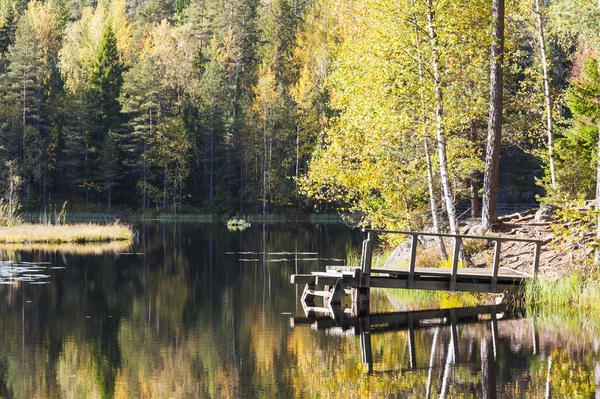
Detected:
left=0, top=0, right=591, bottom=221
left=550, top=202, right=596, bottom=264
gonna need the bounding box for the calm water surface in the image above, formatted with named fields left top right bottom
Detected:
left=0, top=223, right=598, bottom=398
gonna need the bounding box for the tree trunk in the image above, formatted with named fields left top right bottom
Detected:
left=481, top=338, right=497, bottom=399
left=425, top=139, right=448, bottom=258
left=595, top=123, right=600, bottom=265
left=482, top=0, right=505, bottom=230
left=535, top=0, right=555, bottom=187
left=470, top=125, right=480, bottom=218
left=263, top=110, right=268, bottom=216
left=413, top=6, right=448, bottom=258
left=209, top=113, right=214, bottom=206
left=471, top=173, right=480, bottom=218
left=426, top=0, right=460, bottom=238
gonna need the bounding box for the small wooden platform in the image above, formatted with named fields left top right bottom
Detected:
left=291, top=229, right=543, bottom=308
left=292, top=266, right=527, bottom=294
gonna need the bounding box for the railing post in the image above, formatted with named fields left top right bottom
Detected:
left=491, top=239, right=501, bottom=292
left=408, top=234, right=418, bottom=289
left=358, top=231, right=375, bottom=303
left=532, top=241, right=541, bottom=278
left=450, top=237, right=461, bottom=291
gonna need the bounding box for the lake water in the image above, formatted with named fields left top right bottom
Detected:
left=0, top=222, right=598, bottom=398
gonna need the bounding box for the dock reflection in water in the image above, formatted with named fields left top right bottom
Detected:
left=292, top=303, right=574, bottom=398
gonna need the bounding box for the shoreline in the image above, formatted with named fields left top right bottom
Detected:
left=19, top=212, right=347, bottom=224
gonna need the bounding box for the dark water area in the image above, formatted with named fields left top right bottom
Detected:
left=0, top=223, right=598, bottom=398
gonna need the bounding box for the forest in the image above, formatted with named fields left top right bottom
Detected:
left=0, top=0, right=596, bottom=225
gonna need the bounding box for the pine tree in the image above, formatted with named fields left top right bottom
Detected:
left=119, top=55, right=164, bottom=210
left=198, top=40, right=228, bottom=207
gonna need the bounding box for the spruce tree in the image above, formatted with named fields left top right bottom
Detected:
left=119, top=55, right=164, bottom=210
left=88, top=25, right=124, bottom=206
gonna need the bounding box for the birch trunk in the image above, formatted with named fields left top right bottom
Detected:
left=482, top=0, right=505, bottom=230
left=535, top=0, right=556, bottom=187
left=596, top=0, right=600, bottom=265
left=263, top=110, right=268, bottom=216
left=595, top=123, right=600, bottom=265
left=414, top=6, right=448, bottom=258
left=425, top=0, right=460, bottom=238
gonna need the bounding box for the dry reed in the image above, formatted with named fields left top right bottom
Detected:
left=0, top=222, right=134, bottom=244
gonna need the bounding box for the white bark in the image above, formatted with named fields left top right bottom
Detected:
left=426, top=0, right=459, bottom=236
left=413, top=6, right=448, bottom=258
left=535, top=0, right=556, bottom=187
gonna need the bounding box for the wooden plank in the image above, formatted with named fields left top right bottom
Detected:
left=364, top=228, right=543, bottom=244
left=491, top=240, right=501, bottom=292
left=408, top=234, right=418, bottom=289
left=328, top=278, right=344, bottom=305
left=360, top=232, right=375, bottom=288
left=326, top=265, right=360, bottom=277
left=305, top=289, right=332, bottom=298
left=369, top=277, right=518, bottom=293
left=301, top=284, right=316, bottom=307
left=450, top=238, right=461, bottom=291
left=372, top=267, right=527, bottom=279
left=316, top=275, right=358, bottom=286
left=291, top=274, right=316, bottom=285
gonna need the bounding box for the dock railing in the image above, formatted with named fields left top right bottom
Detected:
left=361, top=229, right=543, bottom=293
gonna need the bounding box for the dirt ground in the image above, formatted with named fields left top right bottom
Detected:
left=469, top=211, right=584, bottom=278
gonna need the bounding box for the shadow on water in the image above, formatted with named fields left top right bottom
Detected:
left=0, top=222, right=598, bottom=398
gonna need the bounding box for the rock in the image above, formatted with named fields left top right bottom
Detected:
left=535, top=204, right=557, bottom=222
left=467, top=224, right=488, bottom=236
left=383, top=225, right=447, bottom=268
left=383, top=237, right=414, bottom=269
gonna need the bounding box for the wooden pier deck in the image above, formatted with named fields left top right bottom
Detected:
left=291, top=228, right=543, bottom=307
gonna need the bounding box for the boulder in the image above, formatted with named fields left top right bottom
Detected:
left=383, top=237, right=414, bottom=269
left=534, top=204, right=557, bottom=222
left=467, top=224, right=488, bottom=236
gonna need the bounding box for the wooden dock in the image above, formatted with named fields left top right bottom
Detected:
left=291, top=229, right=543, bottom=308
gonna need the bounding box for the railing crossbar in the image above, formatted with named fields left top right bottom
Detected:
left=364, top=228, right=543, bottom=244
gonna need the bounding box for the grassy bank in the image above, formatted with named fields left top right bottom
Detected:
left=0, top=222, right=134, bottom=244
left=525, top=274, right=600, bottom=311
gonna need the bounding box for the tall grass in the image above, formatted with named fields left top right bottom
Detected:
left=0, top=222, right=134, bottom=244
left=525, top=274, right=600, bottom=310
left=346, top=249, right=361, bottom=266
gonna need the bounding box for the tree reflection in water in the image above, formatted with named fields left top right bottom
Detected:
left=0, top=223, right=597, bottom=398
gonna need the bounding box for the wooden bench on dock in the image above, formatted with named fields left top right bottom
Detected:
left=291, top=228, right=543, bottom=310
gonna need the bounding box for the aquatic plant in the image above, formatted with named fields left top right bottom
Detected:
left=226, top=219, right=251, bottom=231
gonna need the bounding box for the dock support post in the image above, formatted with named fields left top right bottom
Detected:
left=408, top=234, right=418, bottom=289
left=491, top=240, right=501, bottom=292
left=408, top=313, right=417, bottom=369
left=359, top=316, right=373, bottom=374
left=357, top=231, right=375, bottom=303
left=450, top=238, right=461, bottom=291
